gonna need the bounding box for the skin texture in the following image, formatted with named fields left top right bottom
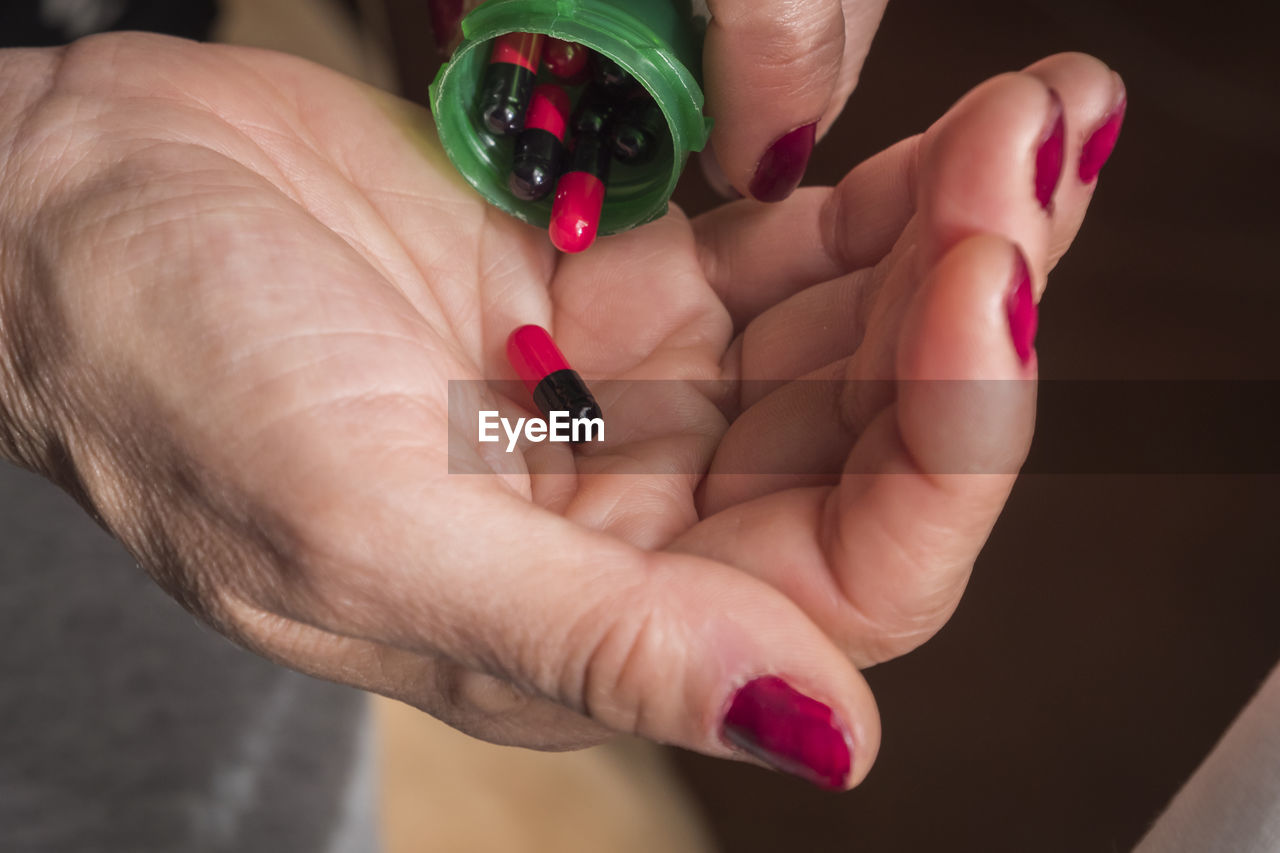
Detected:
left=702, top=0, right=891, bottom=199
left=0, top=35, right=1121, bottom=787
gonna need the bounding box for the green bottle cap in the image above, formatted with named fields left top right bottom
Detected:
left=429, top=0, right=712, bottom=237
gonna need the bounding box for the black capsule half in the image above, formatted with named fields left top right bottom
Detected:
left=592, top=54, right=640, bottom=95
left=478, top=65, right=533, bottom=136
left=532, top=369, right=604, bottom=438
left=571, top=86, right=618, bottom=139
left=476, top=33, right=544, bottom=136
left=569, top=125, right=613, bottom=181
left=510, top=130, right=564, bottom=201
left=510, top=84, right=571, bottom=201
left=611, top=98, right=665, bottom=166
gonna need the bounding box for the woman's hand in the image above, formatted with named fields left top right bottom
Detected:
left=0, top=34, right=1122, bottom=788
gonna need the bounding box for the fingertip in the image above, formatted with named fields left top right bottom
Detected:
left=719, top=674, right=855, bottom=790
left=1079, top=70, right=1127, bottom=184
left=1006, top=244, right=1038, bottom=368
left=749, top=122, right=818, bottom=203
left=621, top=553, right=881, bottom=789
left=902, top=233, right=1038, bottom=380
left=897, top=234, right=1038, bottom=479
left=718, top=671, right=880, bottom=791
left=702, top=0, right=845, bottom=200
left=1017, top=54, right=1127, bottom=265
left=916, top=71, right=1060, bottom=278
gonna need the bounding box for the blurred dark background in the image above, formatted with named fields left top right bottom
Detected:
left=385, top=0, right=1280, bottom=849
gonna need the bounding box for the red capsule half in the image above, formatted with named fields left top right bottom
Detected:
left=489, top=31, right=543, bottom=73
left=525, top=84, right=570, bottom=139
left=550, top=96, right=613, bottom=254
left=549, top=172, right=605, bottom=253
left=507, top=324, right=572, bottom=396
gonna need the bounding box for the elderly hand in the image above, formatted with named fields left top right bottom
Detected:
left=0, top=35, right=1122, bottom=788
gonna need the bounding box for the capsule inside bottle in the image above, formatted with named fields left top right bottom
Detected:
left=611, top=96, right=664, bottom=166
left=476, top=32, right=545, bottom=136
left=549, top=88, right=616, bottom=254
left=591, top=54, right=640, bottom=96
left=543, top=37, right=590, bottom=83
left=510, top=84, right=571, bottom=202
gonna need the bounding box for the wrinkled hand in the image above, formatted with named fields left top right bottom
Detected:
left=700, top=0, right=890, bottom=201
left=0, top=35, right=1122, bottom=788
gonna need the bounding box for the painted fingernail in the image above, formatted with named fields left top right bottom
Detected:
left=1079, top=94, right=1127, bottom=183
left=749, top=123, right=817, bottom=203
left=1006, top=247, right=1037, bottom=366
left=1034, top=89, right=1065, bottom=212
left=721, top=676, right=852, bottom=790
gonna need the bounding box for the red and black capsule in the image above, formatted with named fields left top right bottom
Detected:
left=542, top=37, right=590, bottom=83
left=549, top=89, right=616, bottom=253
left=509, top=84, right=571, bottom=201
left=506, top=325, right=603, bottom=430
left=592, top=54, right=640, bottom=95
left=476, top=32, right=545, bottom=136
left=611, top=95, right=665, bottom=166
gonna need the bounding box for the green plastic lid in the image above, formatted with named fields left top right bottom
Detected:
left=429, top=0, right=712, bottom=236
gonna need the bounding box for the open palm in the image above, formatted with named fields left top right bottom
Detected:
left=2, top=34, right=1123, bottom=788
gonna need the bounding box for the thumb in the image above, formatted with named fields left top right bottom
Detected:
left=269, top=487, right=881, bottom=790
left=702, top=0, right=888, bottom=202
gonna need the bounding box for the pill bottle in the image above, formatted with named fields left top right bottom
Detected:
left=428, top=0, right=712, bottom=237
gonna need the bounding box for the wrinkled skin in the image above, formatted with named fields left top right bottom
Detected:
left=0, top=34, right=1122, bottom=786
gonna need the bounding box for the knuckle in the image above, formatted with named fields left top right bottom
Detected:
left=444, top=667, right=538, bottom=722
left=267, top=498, right=380, bottom=624
left=837, top=530, right=975, bottom=663
left=563, top=574, right=680, bottom=735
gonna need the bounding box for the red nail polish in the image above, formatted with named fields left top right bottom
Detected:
left=749, top=123, right=816, bottom=203
left=721, top=676, right=852, bottom=790
left=1034, top=89, right=1065, bottom=212
left=1079, top=95, right=1126, bottom=183
left=1006, top=247, right=1037, bottom=366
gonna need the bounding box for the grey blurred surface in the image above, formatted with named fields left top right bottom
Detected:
left=0, top=463, right=378, bottom=853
